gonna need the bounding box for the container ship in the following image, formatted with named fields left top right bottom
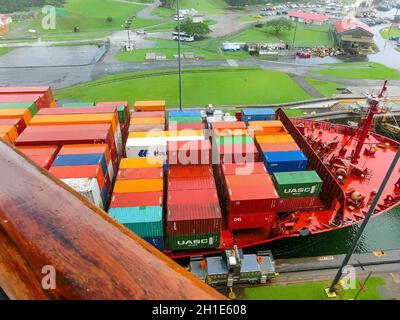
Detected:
left=1, top=82, right=399, bottom=260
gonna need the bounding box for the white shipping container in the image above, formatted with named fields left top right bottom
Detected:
left=126, top=139, right=168, bottom=159
left=107, top=161, right=115, bottom=181
left=61, top=177, right=104, bottom=209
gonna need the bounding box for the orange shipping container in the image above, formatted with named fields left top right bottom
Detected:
left=130, top=117, right=165, bottom=125
left=119, top=157, right=164, bottom=169
left=134, top=100, right=165, bottom=112
left=0, top=125, right=18, bottom=142
left=212, top=122, right=247, bottom=130
left=249, top=120, right=287, bottom=134
left=113, top=179, right=163, bottom=193
left=256, top=134, right=294, bottom=144
left=0, top=133, right=11, bottom=143
left=0, top=108, right=32, bottom=125
left=258, top=142, right=300, bottom=153
left=214, top=128, right=249, bottom=136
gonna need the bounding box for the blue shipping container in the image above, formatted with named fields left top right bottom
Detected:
left=242, top=108, right=275, bottom=123
left=108, top=206, right=163, bottom=238
left=101, top=185, right=108, bottom=208
left=168, top=110, right=202, bottom=118
left=53, top=153, right=108, bottom=177
left=144, top=236, right=164, bottom=250
left=263, top=151, right=308, bottom=174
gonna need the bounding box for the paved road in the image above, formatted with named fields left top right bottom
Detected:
left=136, top=0, right=161, bottom=19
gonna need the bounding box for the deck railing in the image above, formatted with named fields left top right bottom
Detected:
left=0, top=140, right=225, bottom=300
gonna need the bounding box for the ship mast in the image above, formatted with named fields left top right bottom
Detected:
left=351, top=80, right=388, bottom=164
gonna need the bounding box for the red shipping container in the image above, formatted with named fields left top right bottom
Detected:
left=27, top=155, right=55, bottom=169
left=110, top=191, right=163, bottom=208
left=17, top=145, right=59, bottom=157
left=216, top=144, right=259, bottom=164
left=168, top=165, right=213, bottom=179
left=0, top=86, right=54, bottom=108
left=0, top=118, right=26, bottom=134
left=167, top=203, right=222, bottom=236
left=168, top=123, right=205, bottom=131
left=222, top=162, right=266, bottom=176
left=0, top=93, right=48, bottom=109
left=38, top=106, right=117, bottom=115
left=167, top=140, right=211, bottom=166
left=228, top=212, right=277, bottom=230
left=168, top=176, right=216, bottom=191
left=117, top=167, right=163, bottom=180
left=49, top=165, right=105, bottom=191
left=258, top=142, right=300, bottom=153
left=211, top=122, right=246, bottom=130
left=131, top=111, right=165, bottom=119
left=276, top=196, right=325, bottom=213
left=168, top=189, right=219, bottom=205
left=128, top=124, right=165, bottom=132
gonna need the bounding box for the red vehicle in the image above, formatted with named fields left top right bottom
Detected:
left=297, top=51, right=312, bottom=59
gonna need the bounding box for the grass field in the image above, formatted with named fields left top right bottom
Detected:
left=244, top=277, right=385, bottom=300
left=0, top=47, right=15, bottom=56
left=304, top=77, right=343, bottom=97
left=312, top=62, right=400, bottom=80
left=380, top=26, right=400, bottom=39
left=27, top=0, right=154, bottom=39
left=152, top=0, right=227, bottom=16
left=55, top=67, right=311, bottom=107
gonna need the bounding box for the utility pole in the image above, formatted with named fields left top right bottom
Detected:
left=292, top=18, right=299, bottom=50
left=327, top=147, right=400, bottom=295
left=177, top=0, right=183, bottom=111
left=354, top=271, right=373, bottom=300
left=125, top=17, right=134, bottom=48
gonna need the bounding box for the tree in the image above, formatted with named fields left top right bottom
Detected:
left=106, top=16, right=113, bottom=23
left=175, top=19, right=211, bottom=40
left=225, top=0, right=247, bottom=7
left=265, top=18, right=294, bottom=36
left=160, top=0, right=176, bottom=8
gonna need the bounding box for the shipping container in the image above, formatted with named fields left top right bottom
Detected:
left=62, top=177, right=104, bottom=209
left=263, top=151, right=308, bottom=174
left=242, top=108, right=275, bottom=123
left=168, top=165, right=213, bottom=179
left=38, top=106, right=116, bottom=115
left=228, top=212, right=277, bottom=230
left=272, top=171, right=322, bottom=198
left=130, top=117, right=165, bottom=125
left=168, top=189, right=219, bottom=205
left=113, top=179, right=163, bottom=193
left=17, top=145, right=59, bottom=156
left=62, top=102, right=95, bottom=107
left=119, top=157, right=164, bottom=169
left=96, top=101, right=129, bottom=123
left=222, top=162, right=267, bottom=176
left=167, top=140, right=211, bottom=165
left=27, top=155, right=55, bottom=170
left=255, top=134, right=294, bottom=144
left=50, top=165, right=105, bottom=192
left=168, top=116, right=203, bottom=124
left=168, top=233, right=220, bottom=251
left=215, top=143, right=259, bottom=164
left=129, top=124, right=165, bottom=133
left=108, top=206, right=163, bottom=238
left=0, top=86, right=54, bottom=108
left=134, top=100, right=165, bottom=112
left=0, top=125, right=18, bottom=142
left=248, top=120, right=287, bottom=134
left=167, top=122, right=205, bottom=131
left=0, top=118, right=26, bottom=134
left=275, top=196, right=325, bottom=213
left=0, top=93, right=48, bottom=109
left=128, top=130, right=204, bottom=140
left=258, top=142, right=300, bottom=153
left=59, top=144, right=113, bottom=168
left=131, top=111, right=165, bottom=119
left=0, top=102, right=38, bottom=116
left=167, top=203, right=222, bottom=236
left=168, top=176, right=216, bottom=191
left=211, top=122, right=246, bottom=130
left=0, top=133, right=10, bottom=142
left=214, top=136, right=254, bottom=146
left=0, top=108, right=32, bottom=125
left=143, top=236, right=164, bottom=251
left=168, top=110, right=202, bottom=118
left=126, top=138, right=167, bottom=159
left=214, top=129, right=249, bottom=136
left=110, top=191, right=163, bottom=208
left=53, top=153, right=108, bottom=177
left=117, top=167, right=163, bottom=180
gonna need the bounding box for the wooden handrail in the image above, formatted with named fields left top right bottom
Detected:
left=0, top=140, right=225, bottom=300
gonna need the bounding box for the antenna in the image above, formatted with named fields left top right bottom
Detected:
left=177, top=0, right=183, bottom=111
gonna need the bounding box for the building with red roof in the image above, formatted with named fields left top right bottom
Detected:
left=288, top=11, right=329, bottom=25
left=333, top=18, right=374, bottom=51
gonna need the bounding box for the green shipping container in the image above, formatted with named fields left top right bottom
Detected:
left=62, top=102, right=95, bottom=107
left=272, top=171, right=323, bottom=198
left=108, top=206, right=163, bottom=238
left=168, top=116, right=203, bottom=124
left=117, top=105, right=127, bottom=123
left=168, top=233, right=220, bottom=251
left=215, top=136, right=254, bottom=146
left=0, top=102, right=38, bottom=116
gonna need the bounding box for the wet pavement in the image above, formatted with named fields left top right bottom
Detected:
left=369, top=24, right=400, bottom=69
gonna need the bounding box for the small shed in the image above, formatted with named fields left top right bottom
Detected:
left=192, top=15, right=204, bottom=23
left=288, top=11, right=329, bottom=25
left=222, top=42, right=243, bottom=52
left=334, top=18, right=374, bottom=51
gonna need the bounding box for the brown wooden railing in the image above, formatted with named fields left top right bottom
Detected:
left=0, top=140, right=225, bottom=300
left=277, top=109, right=346, bottom=215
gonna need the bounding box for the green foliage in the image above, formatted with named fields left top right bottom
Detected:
left=0, top=0, right=65, bottom=13
left=160, top=0, right=176, bottom=8
left=175, top=19, right=211, bottom=40
left=265, top=18, right=294, bottom=36
left=106, top=16, right=113, bottom=23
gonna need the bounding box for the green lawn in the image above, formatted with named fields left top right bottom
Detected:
left=244, top=277, right=385, bottom=300
left=152, top=0, right=227, bottom=16
left=0, top=47, right=15, bottom=56
left=55, top=67, right=311, bottom=107
left=27, top=0, right=153, bottom=39
left=304, top=77, right=343, bottom=97
left=380, top=26, right=400, bottom=40
left=312, top=62, right=400, bottom=80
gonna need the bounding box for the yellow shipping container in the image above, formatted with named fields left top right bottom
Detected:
left=29, top=113, right=118, bottom=133
left=0, top=109, right=32, bottom=125
left=0, top=125, right=18, bottom=143
left=119, top=157, right=164, bottom=169
left=113, top=179, right=164, bottom=193
left=256, top=134, right=294, bottom=144
left=130, top=117, right=165, bottom=125
left=134, top=100, right=166, bottom=112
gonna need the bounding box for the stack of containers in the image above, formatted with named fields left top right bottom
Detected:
left=48, top=144, right=115, bottom=209
left=0, top=86, right=56, bottom=109
left=167, top=160, right=222, bottom=251
left=130, top=111, right=165, bottom=133
left=134, top=100, right=165, bottom=112
left=96, top=102, right=130, bottom=141
left=241, top=108, right=275, bottom=125
left=16, top=145, right=59, bottom=169
left=213, top=135, right=259, bottom=164
left=108, top=157, right=165, bottom=250
left=62, top=102, right=95, bottom=107
left=167, top=110, right=205, bottom=131
left=220, top=162, right=279, bottom=233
